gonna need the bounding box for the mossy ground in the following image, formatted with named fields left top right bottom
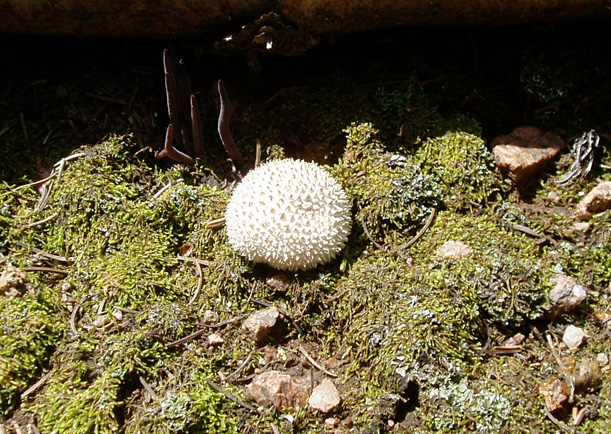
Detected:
left=1, top=24, right=611, bottom=433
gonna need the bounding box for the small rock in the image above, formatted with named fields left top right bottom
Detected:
left=548, top=274, right=587, bottom=317
left=538, top=378, right=570, bottom=413
left=92, top=315, right=107, bottom=328
left=574, top=358, right=602, bottom=393
left=547, top=191, right=561, bottom=202
left=491, top=126, right=565, bottom=185
left=308, top=378, right=341, bottom=413
left=596, top=353, right=608, bottom=366
left=324, top=417, right=339, bottom=427
left=563, top=325, right=586, bottom=350
left=572, top=222, right=590, bottom=232
left=245, top=371, right=308, bottom=409
left=575, top=181, right=611, bottom=220
left=266, top=272, right=291, bottom=292
left=0, top=265, right=29, bottom=298
left=207, top=333, right=224, bottom=346
left=435, top=240, right=473, bottom=258
left=242, top=307, right=283, bottom=345
left=503, top=332, right=526, bottom=347
left=262, top=346, right=278, bottom=363
left=201, top=309, right=219, bottom=324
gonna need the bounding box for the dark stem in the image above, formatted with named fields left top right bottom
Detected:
left=155, top=124, right=195, bottom=164
left=217, top=79, right=243, bottom=165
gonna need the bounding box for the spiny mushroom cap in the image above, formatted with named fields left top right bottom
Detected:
left=225, top=158, right=352, bottom=271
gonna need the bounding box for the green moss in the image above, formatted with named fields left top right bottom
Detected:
left=334, top=122, right=443, bottom=238
left=0, top=287, right=63, bottom=416
left=415, top=131, right=506, bottom=210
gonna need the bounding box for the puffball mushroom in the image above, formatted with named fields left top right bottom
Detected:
left=225, top=158, right=352, bottom=271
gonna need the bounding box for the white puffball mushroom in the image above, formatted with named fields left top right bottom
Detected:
left=225, top=158, right=352, bottom=271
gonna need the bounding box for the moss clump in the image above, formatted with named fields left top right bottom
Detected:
left=322, top=246, right=484, bottom=428
left=415, top=131, right=506, bottom=210
left=411, top=210, right=550, bottom=328
left=335, top=122, right=443, bottom=238
left=0, top=285, right=63, bottom=416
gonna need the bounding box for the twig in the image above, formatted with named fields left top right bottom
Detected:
left=113, top=306, right=142, bottom=315
left=255, top=138, right=262, bottom=168
left=165, top=315, right=248, bottom=348
left=20, top=112, right=29, bottom=144
left=391, top=208, right=437, bottom=253
left=165, top=329, right=206, bottom=348
left=70, top=297, right=86, bottom=336
left=139, top=376, right=158, bottom=399
left=23, top=213, right=58, bottom=229
left=124, top=85, right=139, bottom=117
left=153, top=178, right=183, bottom=199
left=188, top=260, right=204, bottom=306
left=544, top=406, right=584, bottom=434
left=546, top=333, right=575, bottom=402
left=13, top=240, right=68, bottom=263
left=13, top=172, right=56, bottom=191
left=21, top=370, right=53, bottom=398
left=84, top=92, right=128, bottom=105
left=177, top=256, right=210, bottom=267
left=24, top=266, right=68, bottom=275
left=226, top=353, right=252, bottom=381
left=297, top=346, right=338, bottom=378
left=206, top=217, right=226, bottom=229
left=359, top=214, right=383, bottom=249
left=204, top=378, right=257, bottom=412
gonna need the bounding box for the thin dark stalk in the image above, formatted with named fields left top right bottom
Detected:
left=217, top=79, right=243, bottom=165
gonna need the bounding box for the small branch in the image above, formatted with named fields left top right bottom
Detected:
left=204, top=378, right=257, bottom=412
left=544, top=406, right=585, bottom=434
left=152, top=178, right=183, bottom=199
left=188, top=260, right=204, bottom=306
left=21, top=370, right=53, bottom=398
left=255, top=138, right=262, bottom=168
left=177, top=256, right=210, bottom=267
left=24, top=213, right=58, bottom=229
left=297, top=346, right=338, bottom=378
left=391, top=207, right=437, bottom=253
left=359, top=214, right=383, bottom=249
left=24, top=266, right=68, bottom=275
left=139, top=376, right=158, bottom=399
left=206, top=217, right=226, bottom=229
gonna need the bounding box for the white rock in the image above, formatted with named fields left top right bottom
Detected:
left=436, top=241, right=473, bottom=258
left=308, top=378, right=341, bottom=413
left=563, top=325, right=586, bottom=350
left=596, top=353, right=609, bottom=366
